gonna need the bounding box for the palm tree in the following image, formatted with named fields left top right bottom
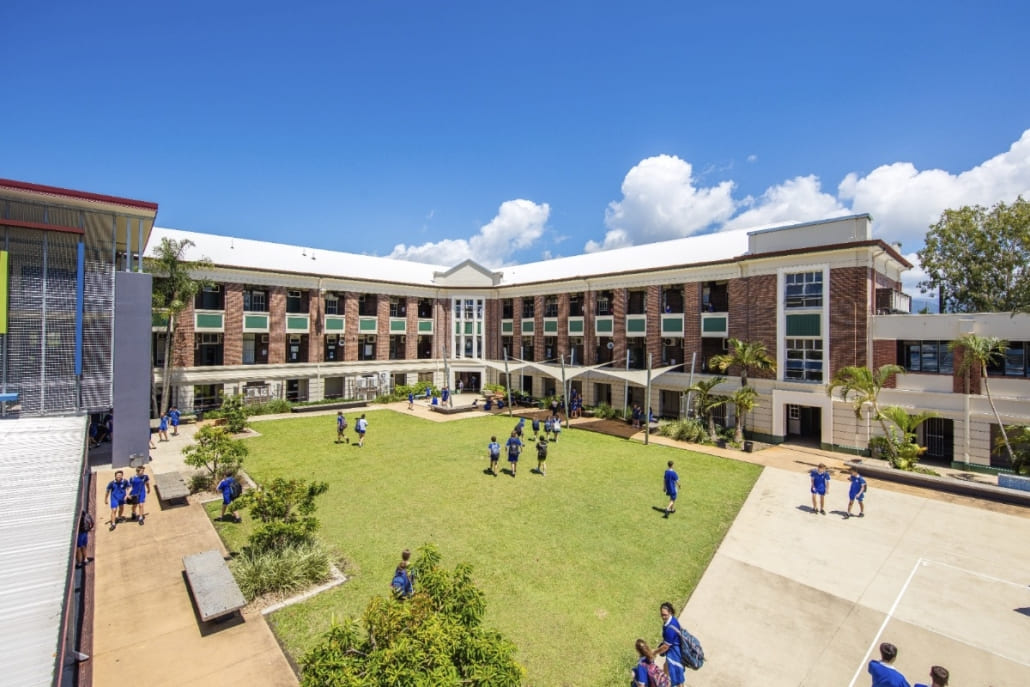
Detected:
left=145, top=238, right=212, bottom=415
left=879, top=406, right=939, bottom=470
left=710, top=338, right=776, bottom=386
left=827, top=364, right=904, bottom=465
left=729, top=385, right=758, bottom=444
left=686, top=376, right=727, bottom=442
left=950, top=334, right=1014, bottom=465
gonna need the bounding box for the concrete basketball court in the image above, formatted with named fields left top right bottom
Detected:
left=680, top=466, right=1030, bottom=686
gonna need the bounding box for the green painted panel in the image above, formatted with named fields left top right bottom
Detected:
left=359, top=318, right=378, bottom=332
left=324, top=316, right=345, bottom=332
left=418, top=320, right=434, bottom=333
left=521, top=319, right=534, bottom=334
left=195, top=312, right=223, bottom=329
left=702, top=315, right=727, bottom=333
left=595, top=317, right=613, bottom=334
left=543, top=319, right=558, bottom=333
left=390, top=319, right=406, bottom=332
left=786, top=313, right=821, bottom=337
left=568, top=318, right=584, bottom=334
left=464, top=321, right=474, bottom=335
left=286, top=316, right=309, bottom=330
left=626, top=316, right=646, bottom=333
left=501, top=320, right=513, bottom=334
left=152, top=312, right=169, bottom=328
left=245, top=314, right=269, bottom=329
left=661, top=316, right=683, bottom=333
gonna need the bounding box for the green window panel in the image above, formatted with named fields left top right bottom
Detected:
left=786, top=313, right=821, bottom=337
left=152, top=313, right=169, bottom=328
left=359, top=318, right=378, bottom=332
left=626, top=316, right=646, bottom=333
left=543, top=319, right=558, bottom=334
left=417, top=320, right=434, bottom=333
left=568, top=317, right=584, bottom=334
left=501, top=320, right=513, bottom=334
left=522, top=319, right=535, bottom=334
left=661, top=316, right=684, bottom=333
left=390, top=319, right=407, bottom=332
left=702, top=315, right=727, bottom=333
left=464, top=322, right=474, bottom=335
left=195, top=312, right=223, bottom=329
left=245, top=314, right=269, bottom=330
left=324, top=316, right=345, bottom=332
left=286, top=316, right=309, bottom=331
left=595, top=317, right=613, bottom=334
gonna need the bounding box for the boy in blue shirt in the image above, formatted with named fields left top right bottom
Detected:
left=158, top=412, right=169, bottom=442
left=169, top=405, right=181, bottom=436
left=845, top=466, right=867, bottom=518
left=408, top=391, right=415, bottom=410
left=506, top=430, right=522, bottom=477
left=129, top=465, right=151, bottom=526
left=105, top=470, right=130, bottom=530
left=487, top=435, right=501, bottom=476
left=535, top=435, right=548, bottom=475
left=336, top=412, right=349, bottom=444
left=914, top=665, right=948, bottom=687
left=663, top=461, right=679, bottom=517
left=810, top=463, right=830, bottom=515
left=217, top=472, right=241, bottom=522
left=868, top=642, right=910, bottom=687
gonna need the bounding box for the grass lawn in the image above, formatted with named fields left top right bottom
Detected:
left=213, top=408, right=761, bottom=686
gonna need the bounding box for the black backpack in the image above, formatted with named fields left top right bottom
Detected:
left=229, top=480, right=243, bottom=501
left=80, top=510, right=95, bottom=533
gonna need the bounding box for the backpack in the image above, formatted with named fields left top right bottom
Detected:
left=229, top=480, right=243, bottom=501
left=644, top=661, right=670, bottom=687
left=80, top=510, right=95, bottom=533
left=678, top=625, right=705, bottom=670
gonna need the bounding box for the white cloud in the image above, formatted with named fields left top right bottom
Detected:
left=747, top=154, right=758, bottom=163
left=389, top=199, right=549, bottom=267
left=599, top=155, right=736, bottom=249
left=722, top=175, right=849, bottom=231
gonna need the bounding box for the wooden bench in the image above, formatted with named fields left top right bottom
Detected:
left=183, top=550, right=247, bottom=622
left=154, top=472, right=190, bottom=505
left=0, top=392, right=18, bottom=417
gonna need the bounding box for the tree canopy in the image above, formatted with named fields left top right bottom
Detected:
left=918, top=197, right=1030, bottom=313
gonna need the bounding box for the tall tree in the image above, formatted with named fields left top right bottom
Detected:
left=949, top=334, right=1014, bottom=465
left=686, top=376, right=727, bottom=442
left=710, top=338, right=776, bottom=386
left=146, top=238, right=212, bottom=415
left=918, top=197, right=1030, bottom=313
left=827, top=365, right=904, bottom=465
left=729, top=385, right=758, bottom=444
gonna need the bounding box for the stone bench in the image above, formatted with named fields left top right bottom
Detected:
left=430, top=403, right=481, bottom=415
left=154, top=472, right=190, bottom=505
left=183, top=549, right=247, bottom=622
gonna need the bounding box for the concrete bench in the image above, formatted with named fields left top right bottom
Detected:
left=183, top=550, right=247, bottom=622
left=0, top=392, right=18, bottom=417
left=154, top=472, right=190, bottom=505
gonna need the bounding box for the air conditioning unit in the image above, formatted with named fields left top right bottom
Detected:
left=288, top=289, right=301, bottom=298
left=365, top=335, right=376, bottom=344
left=260, top=334, right=269, bottom=343
left=289, top=335, right=301, bottom=344
left=721, top=338, right=729, bottom=351
left=200, top=333, right=222, bottom=345
left=663, top=338, right=677, bottom=347
left=203, top=284, right=220, bottom=293
left=399, top=335, right=406, bottom=344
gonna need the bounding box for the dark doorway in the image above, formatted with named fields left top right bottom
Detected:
left=920, top=417, right=954, bottom=464
left=786, top=404, right=821, bottom=445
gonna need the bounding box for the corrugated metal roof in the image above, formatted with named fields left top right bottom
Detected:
left=0, top=415, right=87, bottom=687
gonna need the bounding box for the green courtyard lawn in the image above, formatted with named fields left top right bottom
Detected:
left=216, top=409, right=761, bottom=687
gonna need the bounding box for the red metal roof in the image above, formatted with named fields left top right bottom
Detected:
left=0, top=178, right=159, bottom=212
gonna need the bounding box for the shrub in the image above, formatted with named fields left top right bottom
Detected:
left=188, top=472, right=213, bottom=494
left=484, top=383, right=506, bottom=395
left=240, top=477, right=330, bottom=552
left=220, top=394, right=250, bottom=433
left=249, top=399, right=295, bottom=415
left=182, top=424, right=248, bottom=482
left=660, top=418, right=708, bottom=443
left=231, top=542, right=331, bottom=600
left=592, top=403, right=621, bottom=420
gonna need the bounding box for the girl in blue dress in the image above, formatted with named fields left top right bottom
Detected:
left=656, top=602, right=685, bottom=686
left=632, top=638, right=666, bottom=687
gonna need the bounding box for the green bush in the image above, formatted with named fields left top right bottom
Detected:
left=660, top=418, right=708, bottom=443
left=375, top=381, right=437, bottom=403
left=483, top=383, right=506, bottom=395
left=220, top=394, right=250, bottom=434
left=182, top=424, right=248, bottom=483
left=231, top=542, right=332, bottom=600
left=240, top=477, right=330, bottom=552
left=292, top=398, right=359, bottom=408
left=188, top=472, right=213, bottom=494
left=591, top=403, right=620, bottom=420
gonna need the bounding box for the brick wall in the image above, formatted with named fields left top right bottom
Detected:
left=583, top=290, right=595, bottom=365
left=172, top=303, right=195, bottom=368
left=307, top=289, right=323, bottom=362
left=534, top=295, right=545, bottom=361
left=376, top=295, right=391, bottom=360
left=951, top=345, right=982, bottom=394
left=223, top=283, right=243, bottom=365
left=436, top=300, right=450, bottom=359
left=871, top=339, right=897, bottom=388
left=612, top=288, right=627, bottom=364
left=405, top=296, right=419, bottom=359
left=646, top=284, right=661, bottom=365
left=557, top=293, right=570, bottom=360
left=268, top=287, right=286, bottom=364
left=727, top=275, right=776, bottom=382
left=344, top=292, right=359, bottom=360
left=829, top=267, right=869, bottom=375
left=683, top=281, right=701, bottom=368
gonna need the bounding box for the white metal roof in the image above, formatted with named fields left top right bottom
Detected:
left=0, top=415, right=87, bottom=686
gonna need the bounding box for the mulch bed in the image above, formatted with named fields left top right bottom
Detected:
left=573, top=418, right=641, bottom=439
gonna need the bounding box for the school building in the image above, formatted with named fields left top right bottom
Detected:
left=149, top=215, right=1030, bottom=473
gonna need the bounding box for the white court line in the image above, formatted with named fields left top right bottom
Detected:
left=847, top=558, right=1030, bottom=686
left=846, top=558, right=924, bottom=687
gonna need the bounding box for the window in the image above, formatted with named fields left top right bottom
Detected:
left=785, top=271, right=823, bottom=308
left=569, top=294, right=583, bottom=317
left=544, top=296, right=558, bottom=318
left=627, top=290, right=646, bottom=315
left=502, top=299, right=513, bottom=319
left=596, top=291, right=613, bottom=316
left=243, top=289, right=267, bottom=312
left=286, top=290, right=305, bottom=314
left=196, top=284, right=223, bottom=310
left=785, top=338, right=823, bottom=382
left=522, top=299, right=535, bottom=318
left=898, top=341, right=954, bottom=374
left=390, top=298, right=405, bottom=318
left=418, top=299, right=433, bottom=318
left=1005, top=343, right=1027, bottom=377
left=324, top=295, right=339, bottom=315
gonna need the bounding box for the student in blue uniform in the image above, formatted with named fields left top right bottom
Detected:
left=663, top=461, right=680, bottom=517
left=514, top=417, right=525, bottom=440
left=535, top=435, right=548, bottom=475
left=105, top=470, right=130, bottom=530
left=531, top=417, right=541, bottom=440
left=356, top=414, right=368, bottom=447
left=217, top=472, right=240, bottom=522
left=632, top=639, right=660, bottom=687
left=846, top=466, right=867, bottom=518
left=551, top=416, right=561, bottom=442
left=129, top=465, right=150, bottom=526
left=506, top=430, right=522, bottom=477
left=868, top=642, right=910, bottom=687
left=914, top=665, right=949, bottom=687
left=487, top=435, right=501, bottom=476
left=391, top=559, right=414, bottom=599
left=169, top=405, right=181, bottom=436
left=656, top=602, right=686, bottom=687
left=810, top=463, right=830, bottom=515
left=76, top=510, right=94, bottom=568
left=408, top=392, right=415, bottom=410
left=336, top=412, right=348, bottom=444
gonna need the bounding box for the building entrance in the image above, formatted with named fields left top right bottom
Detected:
left=786, top=404, right=821, bottom=444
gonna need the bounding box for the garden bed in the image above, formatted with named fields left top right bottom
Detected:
left=849, top=459, right=1030, bottom=506
left=290, top=400, right=368, bottom=413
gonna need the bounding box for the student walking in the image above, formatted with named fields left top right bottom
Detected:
left=216, top=472, right=241, bottom=522
left=915, top=665, right=949, bottom=687
left=169, top=405, right=181, bottom=436
left=158, top=412, right=169, bottom=442
left=810, top=463, right=830, bottom=515
left=356, top=414, right=368, bottom=447
left=487, top=435, right=501, bottom=476
left=105, top=470, right=130, bottom=530
left=535, top=435, right=548, bottom=475
left=845, top=466, right=867, bottom=518
left=391, top=559, right=414, bottom=599
left=408, top=391, right=415, bottom=410
left=129, top=465, right=150, bottom=525
left=336, top=412, right=349, bottom=444
left=531, top=417, right=541, bottom=440
left=868, top=642, right=910, bottom=687
left=655, top=602, right=686, bottom=687
left=551, top=416, right=561, bottom=442
left=506, top=430, right=522, bottom=477
left=514, top=417, right=525, bottom=440
left=75, top=510, right=94, bottom=568
left=663, top=461, right=680, bottom=517
left=631, top=639, right=667, bottom=687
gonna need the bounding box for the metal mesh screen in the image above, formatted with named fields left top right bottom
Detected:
left=82, top=215, right=114, bottom=411
left=5, top=228, right=46, bottom=414
left=43, top=232, right=78, bottom=413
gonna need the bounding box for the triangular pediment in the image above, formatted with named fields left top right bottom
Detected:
left=433, top=259, right=501, bottom=287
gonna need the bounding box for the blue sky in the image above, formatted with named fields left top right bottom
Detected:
left=3, top=1, right=1029, bottom=295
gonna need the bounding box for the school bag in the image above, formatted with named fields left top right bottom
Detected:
left=678, top=625, right=705, bottom=669
left=644, top=660, right=670, bottom=687
left=229, top=479, right=243, bottom=501
left=80, top=510, right=95, bottom=533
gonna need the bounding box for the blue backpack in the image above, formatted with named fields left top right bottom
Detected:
left=678, top=625, right=705, bottom=670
